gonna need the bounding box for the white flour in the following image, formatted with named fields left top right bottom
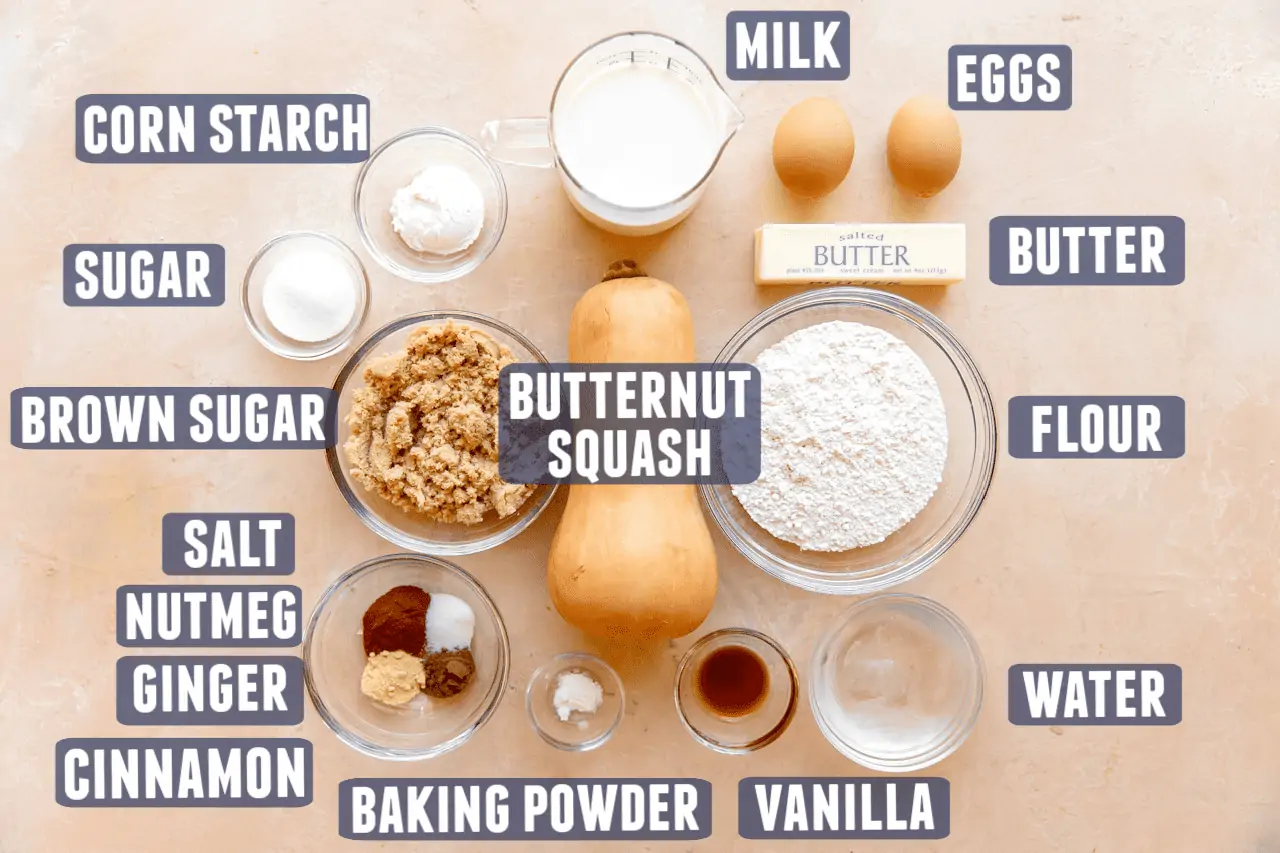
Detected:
left=732, top=321, right=948, bottom=552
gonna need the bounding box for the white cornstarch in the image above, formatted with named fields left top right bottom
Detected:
left=732, top=321, right=948, bottom=552
left=390, top=165, right=486, bottom=255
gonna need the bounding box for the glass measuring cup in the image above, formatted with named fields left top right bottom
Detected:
left=480, top=32, right=744, bottom=236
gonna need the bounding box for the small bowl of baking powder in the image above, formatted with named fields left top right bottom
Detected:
left=700, top=287, right=996, bottom=595
left=525, top=652, right=625, bottom=752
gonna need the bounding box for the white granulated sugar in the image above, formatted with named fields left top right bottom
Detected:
left=261, top=250, right=358, bottom=343
left=732, top=321, right=948, bottom=552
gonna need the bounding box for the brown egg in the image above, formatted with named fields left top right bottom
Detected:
left=886, top=95, right=962, bottom=198
left=772, top=97, right=855, bottom=199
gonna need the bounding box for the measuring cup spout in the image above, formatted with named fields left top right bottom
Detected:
left=479, top=117, right=556, bottom=168
left=717, top=93, right=746, bottom=143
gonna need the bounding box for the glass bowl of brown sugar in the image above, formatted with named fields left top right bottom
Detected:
left=303, top=553, right=509, bottom=760
left=326, top=310, right=559, bottom=556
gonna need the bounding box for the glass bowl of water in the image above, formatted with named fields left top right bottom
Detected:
left=810, top=594, right=984, bottom=772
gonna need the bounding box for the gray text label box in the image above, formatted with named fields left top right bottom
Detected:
left=117, top=585, right=301, bottom=647
left=76, top=94, right=369, bottom=163
left=990, top=216, right=1185, bottom=285
left=726, top=11, right=850, bottom=80
left=1008, top=396, right=1185, bottom=458
left=161, top=512, right=295, bottom=575
left=339, top=778, right=712, bottom=840
left=949, top=45, right=1072, bottom=110
left=64, top=244, right=225, bottom=306
left=10, top=388, right=334, bottom=449
left=56, top=738, right=312, bottom=806
left=1009, top=665, right=1183, bottom=725
left=738, top=778, right=949, bottom=839
left=116, top=656, right=304, bottom=725
left=498, top=364, right=761, bottom=485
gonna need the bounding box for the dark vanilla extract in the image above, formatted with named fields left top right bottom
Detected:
left=696, top=645, right=769, bottom=718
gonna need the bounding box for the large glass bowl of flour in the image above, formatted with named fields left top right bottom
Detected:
left=700, top=288, right=996, bottom=595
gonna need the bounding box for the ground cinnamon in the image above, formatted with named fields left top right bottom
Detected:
left=362, top=585, right=430, bottom=656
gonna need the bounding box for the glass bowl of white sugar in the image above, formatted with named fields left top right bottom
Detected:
left=699, top=287, right=996, bottom=595
left=241, top=231, right=371, bottom=360
left=810, top=594, right=984, bottom=771
left=353, top=126, right=508, bottom=283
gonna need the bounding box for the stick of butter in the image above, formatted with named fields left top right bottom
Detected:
left=754, top=223, right=966, bottom=285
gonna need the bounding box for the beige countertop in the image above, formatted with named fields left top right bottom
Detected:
left=3, top=0, right=1278, bottom=849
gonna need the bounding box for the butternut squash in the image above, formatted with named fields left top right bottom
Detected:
left=546, top=260, right=718, bottom=641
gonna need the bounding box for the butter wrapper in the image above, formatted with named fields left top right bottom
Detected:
left=754, top=223, right=966, bottom=285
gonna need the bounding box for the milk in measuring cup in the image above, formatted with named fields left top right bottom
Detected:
left=555, top=63, right=721, bottom=208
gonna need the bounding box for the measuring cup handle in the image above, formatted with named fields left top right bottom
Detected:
left=480, top=118, right=555, bottom=168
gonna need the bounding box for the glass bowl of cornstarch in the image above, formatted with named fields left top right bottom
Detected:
left=700, top=287, right=996, bottom=595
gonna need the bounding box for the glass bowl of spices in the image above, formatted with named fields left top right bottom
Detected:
left=673, top=628, right=798, bottom=754
left=353, top=126, right=508, bottom=283
left=241, top=231, right=371, bottom=360
left=699, top=287, right=996, bottom=595
left=810, top=593, right=984, bottom=772
left=303, top=552, right=510, bottom=761
left=525, top=652, right=625, bottom=752
left=327, top=310, right=558, bottom=556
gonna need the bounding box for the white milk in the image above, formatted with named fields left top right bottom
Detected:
left=554, top=63, right=721, bottom=209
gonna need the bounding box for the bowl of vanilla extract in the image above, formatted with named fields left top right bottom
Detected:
left=673, top=628, right=798, bottom=754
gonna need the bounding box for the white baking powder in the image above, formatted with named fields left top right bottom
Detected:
left=732, top=321, right=948, bottom=552
left=553, top=670, right=603, bottom=722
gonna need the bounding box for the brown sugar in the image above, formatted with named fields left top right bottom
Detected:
left=344, top=321, right=535, bottom=525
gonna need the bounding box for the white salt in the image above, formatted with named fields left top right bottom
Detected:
left=425, top=593, right=475, bottom=652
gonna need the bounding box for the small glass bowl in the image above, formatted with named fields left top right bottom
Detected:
left=699, top=287, right=997, bottom=595
left=353, top=126, right=508, bottom=283
left=326, top=310, right=558, bottom=555
left=810, top=594, right=984, bottom=772
left=674, top=628, right=798, bottom=754
left=525, top=653, right=625, bottom=752
left=241, top=231, right=370, bottom=360
left=303, top=553, right=510, bottom=761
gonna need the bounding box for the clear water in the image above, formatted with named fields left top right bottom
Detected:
left=819, top=610, right=968, bottom=757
